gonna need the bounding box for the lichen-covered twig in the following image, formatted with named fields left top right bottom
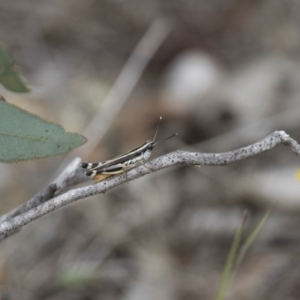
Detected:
left=0, top=130, right=298, bottom=237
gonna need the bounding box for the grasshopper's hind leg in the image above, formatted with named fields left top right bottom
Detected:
left=124, top=169, right=129, bottom=184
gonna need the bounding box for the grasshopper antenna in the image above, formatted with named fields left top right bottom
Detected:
left=153, top=133, right=178, bottom=146
left=152, top=116, right=162, bottom=143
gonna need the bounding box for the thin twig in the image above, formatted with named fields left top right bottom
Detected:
left=194, top=103, right=300, bottom=152
left=0, top=130, right=298, bottom=236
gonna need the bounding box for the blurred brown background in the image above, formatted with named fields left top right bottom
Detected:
left=1, top=0, right=300, bottom=299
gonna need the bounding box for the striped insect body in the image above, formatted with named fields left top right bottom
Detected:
left=82, top=117, right=177, bottom=183
left=142, top=145, right=152, bottom=160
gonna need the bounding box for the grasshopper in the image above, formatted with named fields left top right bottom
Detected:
left=82, top=117, right=177, bottom=182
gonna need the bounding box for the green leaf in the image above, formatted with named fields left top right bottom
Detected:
left=0, top=101, right=86, bottom=162
left=0, top=45, right=30, bottom=93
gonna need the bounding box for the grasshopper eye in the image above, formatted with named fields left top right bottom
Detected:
left=81, top=162, right=89, bottom=168
left=148, top=144, right=154, bottom=150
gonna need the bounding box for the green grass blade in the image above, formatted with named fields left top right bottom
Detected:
left=235, top=208, right=271, bottom=269
left=215, top=212, right=248, bottom=300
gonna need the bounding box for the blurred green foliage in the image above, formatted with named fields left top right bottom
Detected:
left=0, top=44, right=30, bottom=93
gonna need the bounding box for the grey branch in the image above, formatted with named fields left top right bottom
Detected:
left=0, top=130, right=299, bottom=236
left=0, top=157, right=87, bottom=224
